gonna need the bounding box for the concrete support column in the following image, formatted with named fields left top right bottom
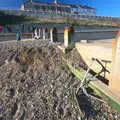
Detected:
left=110, top=31, right=120, bottom=92
left=32, top=27, right=35, bottom=39
left=50, top=28, right=54, bottom=42
left=38, top=28, right=41, bottom=39
left=43, top=28, right=46, bottom=40
left=34, top=29, right=38, bottom=39
left=50, top=28, right=57, bottom=43
left=45, top=28, right=49, bottom=39
left=64, top=26, right=74, bottom=47
left=48, top=29, right=50, bottom=39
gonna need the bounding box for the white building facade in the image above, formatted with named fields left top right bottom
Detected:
left=70, top=5, right=96, bottom=16
left=21, top=0, right=96, bottom=16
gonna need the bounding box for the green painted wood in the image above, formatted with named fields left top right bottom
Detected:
left=63, top=58, right=120, bottom=113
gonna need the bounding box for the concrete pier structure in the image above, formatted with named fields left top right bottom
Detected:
left=38, top=28, right=41, bottom=39
left=50, top=28, right=57, bottom=42
left=0, top=23, right=118, bottom=44
left=110, top=31, right=120, bottom=92
left=45, top=28, right=50, bottom=39
left=43, top=28, right=46, bottom=40
left=50, top=28, right=54, bottom=42
left=34, top=29, right=38, bottom=39
left=64, top=26, right=74, bottom=47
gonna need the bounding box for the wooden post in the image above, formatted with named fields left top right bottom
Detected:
left=110, top=31, right=120, bottom=92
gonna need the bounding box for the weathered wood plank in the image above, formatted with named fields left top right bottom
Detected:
left=63, top=58, right=120, bottom=112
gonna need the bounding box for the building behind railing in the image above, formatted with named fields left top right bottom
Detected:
left=1, top=9, right=120, bottom=21
left=21, top=0, right=96, bottom=16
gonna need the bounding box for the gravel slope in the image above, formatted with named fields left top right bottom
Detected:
left=0, top=40, right=120, bottom=120
left=0, top=41, right=81, bottom=120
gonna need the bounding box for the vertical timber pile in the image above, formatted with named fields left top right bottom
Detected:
left=64, top=26, right=74, bottom=47
left=110, top=31, right=120, bottom=92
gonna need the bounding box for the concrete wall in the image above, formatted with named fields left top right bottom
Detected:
left=74, top=31, right=116, bottom=41
left=0, top=30, right=116, bottom=42
left=57, top=31, right=116, bottom=43
left=0, top=24, right=118, bottom=42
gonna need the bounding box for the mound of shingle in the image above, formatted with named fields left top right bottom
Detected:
left=0, top=41, right=81, bottom=120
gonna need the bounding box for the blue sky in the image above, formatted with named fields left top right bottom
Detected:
left=0, top=0, right=120, bottom=17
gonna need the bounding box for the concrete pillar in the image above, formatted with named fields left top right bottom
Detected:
left=38, top=28, right=41, bottom=39
left=43, top=28, right=46, bottom=40
left=32, top=27, right=35, bottom=39
left=50, top=28, right=57, bottom=43
left=110, top=31, right=120, bottom=92
left=34, top=29, right=38, bottom=39
left=48, top=29, right=50, bottom=39
left=64, top=26, right=74, bottom=47
left=50, top=28, right=54, bottom=42
left=45, top=28, right=49, bottom=39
